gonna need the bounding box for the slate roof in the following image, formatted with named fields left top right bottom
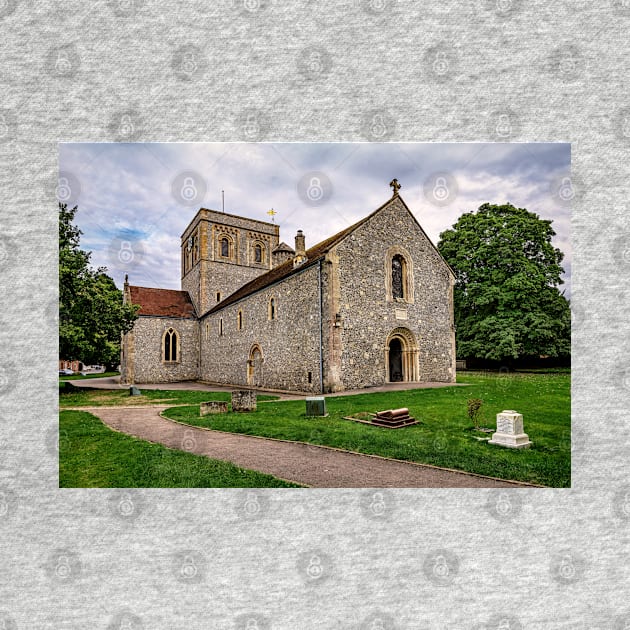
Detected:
left=128, top=286, right=196, bottom=318
left=272, top=241, right=295, bottom=253
left=203, top=204, right=384, bottom=317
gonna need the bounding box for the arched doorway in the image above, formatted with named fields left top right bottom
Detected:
left=389, top=338, right=403, bottom=382
left=385, top=328, right=419, bottom=383
left=247, top=344, right=264, bottom=387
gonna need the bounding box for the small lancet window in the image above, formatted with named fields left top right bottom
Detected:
left=269, top=297, right=276, bottom=321
left=221, top=237, right=230, bottom=257
left=238, top=310, right=243, bottom=330
left=254, top=243, right=263, bottom=263
left=392, top=254, right=405, bottom=300
left=163, top=328, right=178, bottom=362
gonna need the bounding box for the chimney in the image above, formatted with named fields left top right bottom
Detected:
left=293, top=230, right=307, bottom=268
left=295, top=230, right=305, bottom=255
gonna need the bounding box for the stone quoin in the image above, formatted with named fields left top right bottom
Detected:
left=120, top=183, right=456, bottom=393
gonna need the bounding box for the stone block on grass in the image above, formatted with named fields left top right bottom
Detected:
left=231, top=390, right=257, bottom=412
left=200, top=401, right=229, bottom=416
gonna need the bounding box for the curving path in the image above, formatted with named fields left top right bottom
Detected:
left=75, top=405, right=532, bottom=488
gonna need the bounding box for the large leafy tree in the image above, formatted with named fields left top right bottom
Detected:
left=437, top=203, right=570, bottom=362
left=59, top=203, right=138, bottom=370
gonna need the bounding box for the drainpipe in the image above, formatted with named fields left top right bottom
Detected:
left=318, top=259, right=324, bottom=394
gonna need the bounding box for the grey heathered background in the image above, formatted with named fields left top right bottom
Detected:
left=0, top=0, right=628, bottom=628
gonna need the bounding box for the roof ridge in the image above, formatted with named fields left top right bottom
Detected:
left=201, top=195, right=399, bottom=317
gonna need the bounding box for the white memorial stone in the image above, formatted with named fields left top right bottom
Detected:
left=488, top=410, right=532, bottom=449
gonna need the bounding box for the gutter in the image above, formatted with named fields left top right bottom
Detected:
left=318, top=259, right=324, bottom=394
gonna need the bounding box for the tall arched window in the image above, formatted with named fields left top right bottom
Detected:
left=254, top=243, right=263, bottom=263
left=163, top=328, right=178, bottom=362
left=221, top=237, right=230, bottom=257
left=385, top=247, right=414, bottom=304
left=392, top=254, right=405, bottom=299
left=192, top=234, right=199, bottom=264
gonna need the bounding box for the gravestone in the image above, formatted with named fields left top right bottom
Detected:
left=232, top=390, right=257, bottom=412
left=305, top=397, right=327, bottom=417
left=129, top=386, right=141, bottom=396
left=488, top=410, right=532, bottom=449
left=200, top=401, right=228, bottom=415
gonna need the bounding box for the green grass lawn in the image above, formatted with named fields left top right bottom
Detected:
left=59, top=410, right=300, bottom=487
left=162, top=372, right=571, bottom=487
left=59, top=371, right=120, bottom=380
left=59, top=385, right=278, bottom=408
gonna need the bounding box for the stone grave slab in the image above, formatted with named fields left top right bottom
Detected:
left=200, top=401, right=229, bottom=415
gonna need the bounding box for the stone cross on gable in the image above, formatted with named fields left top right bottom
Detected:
left=389, top=178, right=401, bottom=196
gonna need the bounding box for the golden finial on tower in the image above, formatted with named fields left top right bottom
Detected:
left=267, top=208, right=277, bottom=223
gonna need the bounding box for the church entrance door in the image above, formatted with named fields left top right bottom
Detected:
left=247, top=345, right=263, bottom=387
left=388, top=338, right=404, bottom=382
left=385, top=328, right=419, bottom=383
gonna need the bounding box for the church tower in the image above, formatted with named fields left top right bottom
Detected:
left=181, top=208, right=280, bottom=316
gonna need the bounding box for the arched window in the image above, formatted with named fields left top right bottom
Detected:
left=385, top=247, right=414, bottom=303
left=269, top=297, right=276, bottom=321
left=163, top=328, right=178, bottom=362
left=392, top=254, right=405, bottom=299
left=254, top=243, right=263, bottom=263
left=238, top=310, right=243, bottom=330
left=192, top=234, right=199, bottom=264
left=221, top=237, right=230, bottom=257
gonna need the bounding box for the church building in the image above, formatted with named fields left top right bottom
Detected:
left=120, top=181, right=456, bottom=393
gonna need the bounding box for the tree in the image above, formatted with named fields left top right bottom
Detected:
left=437, top=202, right=570, bottom=362
left=59, top=203, right=138, bottom=370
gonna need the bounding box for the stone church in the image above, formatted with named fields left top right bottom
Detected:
left=120, top=181, right=456, bottom=393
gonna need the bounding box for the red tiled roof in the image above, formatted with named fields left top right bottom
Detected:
left=128, top=286, right=196, bottom=318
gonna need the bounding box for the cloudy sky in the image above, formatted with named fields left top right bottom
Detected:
left=58, top=142, right=572, bottom=297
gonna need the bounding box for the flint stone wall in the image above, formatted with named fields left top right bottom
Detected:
left=126, top=316, right=199, bottom=383
left=200, top=264, right=322, bottom=394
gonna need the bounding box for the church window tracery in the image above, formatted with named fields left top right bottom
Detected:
left=162, top=328, right=179, bottom=363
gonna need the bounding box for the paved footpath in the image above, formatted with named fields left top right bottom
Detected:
left=76, top=405, right=532, bottom=488
left=67, top=377, right=469, bottom=399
